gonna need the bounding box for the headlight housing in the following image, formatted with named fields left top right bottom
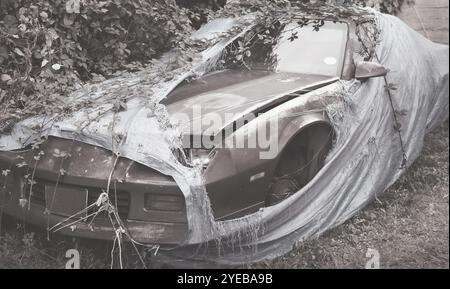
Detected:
left=187, top=148, right=216, bottom=169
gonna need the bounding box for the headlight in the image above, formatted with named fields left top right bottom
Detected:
left=188, top=148, right=216, bottom=169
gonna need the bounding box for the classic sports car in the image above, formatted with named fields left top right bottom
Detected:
left=0, top=18, right=389, bottom=244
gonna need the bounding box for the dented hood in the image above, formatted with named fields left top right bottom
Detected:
left=163, top=69, right=338, bottom=135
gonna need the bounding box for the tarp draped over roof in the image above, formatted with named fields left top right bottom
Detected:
left=0, top=10, right=448, bottom=266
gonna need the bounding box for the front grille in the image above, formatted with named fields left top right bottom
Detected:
left=25, top=179, right=130, bottom=220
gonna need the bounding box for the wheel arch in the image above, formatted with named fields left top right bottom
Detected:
left=268, top=113, right=335, bottom=182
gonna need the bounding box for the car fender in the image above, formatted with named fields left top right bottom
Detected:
left=204, top=92, right=334, bottom=219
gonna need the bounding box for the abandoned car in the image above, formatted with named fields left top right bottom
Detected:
left=0, top=18, right=390, bottom=244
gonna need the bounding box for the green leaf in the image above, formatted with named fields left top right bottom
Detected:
left=14, top=48, right=25, bottom=57
left=65, top=0, right=81, bottom=14
left=1, top=74, right=12, bottom=82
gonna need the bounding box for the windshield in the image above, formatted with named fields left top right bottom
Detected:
left=220, top=20, right=349, bottom=77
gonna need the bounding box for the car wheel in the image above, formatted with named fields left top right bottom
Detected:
left=265, top=123, right=333, bottom=206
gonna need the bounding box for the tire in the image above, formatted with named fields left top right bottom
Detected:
left=265, top=123, right=333, bottom=206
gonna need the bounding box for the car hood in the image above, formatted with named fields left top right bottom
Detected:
left=162, top=69, right=338, bottom=136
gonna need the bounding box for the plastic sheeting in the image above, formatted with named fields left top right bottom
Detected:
left=0, top=11, right=448, bottom=266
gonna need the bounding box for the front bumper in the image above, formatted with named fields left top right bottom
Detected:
left=0, top=137, right=189, bottom=245
left=1, top=199, right=188, bottom=244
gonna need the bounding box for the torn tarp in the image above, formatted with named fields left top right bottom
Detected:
left=0, top=9, right=448, bottom=267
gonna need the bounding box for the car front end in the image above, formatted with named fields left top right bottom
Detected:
left=0, top=136, right=189, bottom=245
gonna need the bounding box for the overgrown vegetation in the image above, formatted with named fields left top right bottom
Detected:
left=0, top=0, right=411, bottom=132
left=0, top=0, right=196, bottom=132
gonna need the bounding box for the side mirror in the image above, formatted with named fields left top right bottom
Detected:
left=355, top=61, right=389, bottom=81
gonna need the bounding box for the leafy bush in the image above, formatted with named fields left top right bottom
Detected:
left=176, top=0, right=227, bottom=29
left=350, top=0, right=414, bottom=14
left=0, top=0, right=196, bottom=131
left=0, top=0, right=193, bottom=77
left=178, top=0, right=412, bottom=16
